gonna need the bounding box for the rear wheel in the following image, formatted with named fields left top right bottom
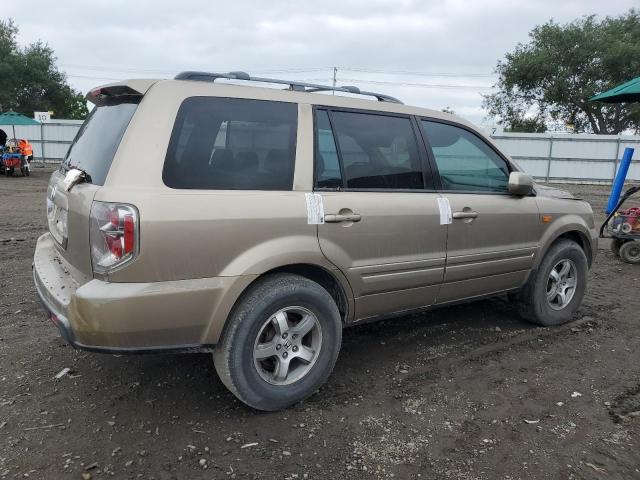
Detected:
left=619, top=241, right=640, bottom=264
left=518, top=240, right=588, bottom=326
left=214, top=273, right=342, bottom=411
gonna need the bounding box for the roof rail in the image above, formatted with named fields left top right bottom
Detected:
left=174, top=70, right=403, bottom=104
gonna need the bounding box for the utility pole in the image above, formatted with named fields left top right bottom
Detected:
left=332, top=67, right=337, bottom=94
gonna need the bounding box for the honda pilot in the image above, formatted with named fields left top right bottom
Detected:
left=33, top=71, right=597, bottom=411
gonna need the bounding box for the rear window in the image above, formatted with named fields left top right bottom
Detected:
left=163, top=97, right=297, bottom=190
left=62, top=100, right=139, bottom=186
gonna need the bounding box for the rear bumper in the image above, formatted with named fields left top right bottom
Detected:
left=33, top=269, right=76, bottom=346
left=33, top=233, right=253, bottom=353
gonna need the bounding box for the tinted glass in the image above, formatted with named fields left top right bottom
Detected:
left=330, top=111, right=424, bottom=189
left=422, top=121, right=510, bottom=192
left=63, top=100, right=139, bottom=185
left=163, top=97, right=297, bottom=190
left=315, top=110, right=343, bottom=188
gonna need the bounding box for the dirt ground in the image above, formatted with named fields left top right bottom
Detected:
left=1, top=166, right=640, bottom=480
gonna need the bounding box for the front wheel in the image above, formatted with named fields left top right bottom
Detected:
left=619, top=241, right=640, bottom=264
left=214, top=273, right=342, bottom=411
left=518, top=240, right=588, bottom=326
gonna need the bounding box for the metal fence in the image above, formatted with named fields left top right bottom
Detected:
left=3, top=121, right=639, bottom=184
left=0, top=121, right=82, bottom=162
left=491, top=132, right=640, bottom=183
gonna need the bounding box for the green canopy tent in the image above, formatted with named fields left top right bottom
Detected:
left=0, top=111, right=40, bottom=147
left=590, top=78, right=639, bottom=213
left=590, top=76, right=640, bottom=103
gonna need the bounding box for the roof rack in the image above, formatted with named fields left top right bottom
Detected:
left=174, top=70, right=403, bottom=104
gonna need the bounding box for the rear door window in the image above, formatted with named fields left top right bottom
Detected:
left=62, top=99, right=139, bottom=185
left=319, top=110, right=425, bottom=190
left=421, top=120, right=510, bottom=192
left=163, top=97, right=297, bottom=190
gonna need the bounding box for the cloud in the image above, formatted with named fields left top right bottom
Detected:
left=5, top=0, right=637, bottom=125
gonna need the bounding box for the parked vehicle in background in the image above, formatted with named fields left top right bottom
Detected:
left=33, top=72, right=598, bottom=410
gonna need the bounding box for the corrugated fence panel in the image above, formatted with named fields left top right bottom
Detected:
left=548, top=159, right=614, bottom=180
left=511, top=158, right=548, bottom=178
left=0, top=121, right=82, bottom=161
left=627, top=162, right=640, bottom=181
left=551, top=136, right=618, bottom=160
left=491, top=133, right=640, bottom=183
left=0, top=124, right=41, bottom=140
left=494, top=136, right=551, bottom=158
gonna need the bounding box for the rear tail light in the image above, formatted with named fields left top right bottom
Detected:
left=90, top=202, right=139, bottom=274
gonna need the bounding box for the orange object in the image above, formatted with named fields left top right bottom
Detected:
left=18, top=139, right=33, bottom=157
left=542, top=215, right=553, bottom=223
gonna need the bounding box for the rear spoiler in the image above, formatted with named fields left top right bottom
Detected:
left=86, top=79, right=158, bottom=106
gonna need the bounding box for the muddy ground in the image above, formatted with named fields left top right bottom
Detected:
left=1, top=166, right=640, bottom=480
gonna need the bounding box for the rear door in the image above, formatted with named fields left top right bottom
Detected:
left=48, top=95, right=140, bottom=276
left=315, top=108, right=447, bottom=321
left=419, top=119, right=541, bottom=303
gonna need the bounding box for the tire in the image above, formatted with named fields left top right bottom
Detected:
left=213, top=273, right=342, bottom=411
left=619, top=241, right=640, bottom=264
left=517, top=239, right=588, bottom=326
left=610, top=238, right=622, bottom=257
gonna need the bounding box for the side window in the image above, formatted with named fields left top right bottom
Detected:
left=315, top=110, right=343, bottom=189
left=422, top=120, right=510, bottom=192
left=163, top=97, right=297, bottom=190
left=329, top=111, right=425, bottom=190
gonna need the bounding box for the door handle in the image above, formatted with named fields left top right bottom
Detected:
left=452, top=211, right=478, bottom=219
left=324, top=213, right=362, bottom=223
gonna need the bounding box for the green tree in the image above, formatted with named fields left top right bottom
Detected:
left=483, top=10, right=640, bottom=134
left=504, top=118, right=547, bottom=133
left=0, top=19, right=88, bottom=119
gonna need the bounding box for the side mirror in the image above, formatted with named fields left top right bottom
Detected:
left=508, top=172, right=534, bottom=196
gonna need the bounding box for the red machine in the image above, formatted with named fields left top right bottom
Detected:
left=1, top=138, right=33, bottom=176
left=612, top=207, right=640, bottom=234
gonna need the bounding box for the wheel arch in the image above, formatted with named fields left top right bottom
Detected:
left=535, top=222, right=595, bottom=270
left=205, top=262, right=354, bottom=345
left=263, top=263, right=353, bottom=324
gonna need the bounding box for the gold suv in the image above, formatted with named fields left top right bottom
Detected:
left=33, top=71, right=597, bottom=410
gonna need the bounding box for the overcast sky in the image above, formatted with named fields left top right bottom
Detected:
left=5, top=0, right=637, bottom=126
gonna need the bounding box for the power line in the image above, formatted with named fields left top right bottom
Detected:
left=338, top=77, right=493, bottom=90
left=337, top=67, right=496, bottom=78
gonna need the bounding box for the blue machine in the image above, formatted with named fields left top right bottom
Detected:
left=606, top=147, right=635, bottom=214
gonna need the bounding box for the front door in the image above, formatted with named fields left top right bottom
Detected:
left=314, top=109, right=447, bottom=320
left=419, top=119, right=541, bottom=303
